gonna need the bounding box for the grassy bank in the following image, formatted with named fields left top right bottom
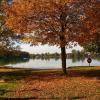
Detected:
left=0, top=66, right=100, bottom=99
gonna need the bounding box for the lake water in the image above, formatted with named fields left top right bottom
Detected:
left=4, top=58, right=100, bottom=69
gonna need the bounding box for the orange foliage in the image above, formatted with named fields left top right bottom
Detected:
left=2, top=0, right=100, bottom=47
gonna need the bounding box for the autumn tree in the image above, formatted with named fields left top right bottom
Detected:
left=3, top=0, right=100, bottom=74
left=82, top=0, right=100, bottom=54
left=0, top=0, right=20, bottom=51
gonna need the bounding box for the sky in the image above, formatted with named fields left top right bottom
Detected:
left=20, top=44, right=83, bottom=54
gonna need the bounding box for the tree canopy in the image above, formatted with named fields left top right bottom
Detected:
left=3, top=0, right=100, bottom=45
left=0, top=0, right=29, bottom=59
left=0, top=0, right=20, bottom=50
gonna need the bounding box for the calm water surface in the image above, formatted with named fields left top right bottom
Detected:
left=5, top=58, right=100, bottom=69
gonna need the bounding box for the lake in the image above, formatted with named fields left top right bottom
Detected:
left=2, top=58, right=100, bottom=69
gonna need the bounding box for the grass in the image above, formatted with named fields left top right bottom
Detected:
left=0, top=66, right=100, bottom=99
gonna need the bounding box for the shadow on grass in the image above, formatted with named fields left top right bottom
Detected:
left=0, top=89, right=6, bottom=96
left=68, top=69, right=100, bottom=78
left=0, top=88, right=41, bottom=98
left=0, top=69, right=65, bottom=82
left=0, top=69, right=36, bottom=81
left=0, top=68, right=100, bottom=82
left=0, top=97, right=37, bottom=100
left=0, top=96, right=87, bottom=100
left=68, top=96, right=87, bottom=99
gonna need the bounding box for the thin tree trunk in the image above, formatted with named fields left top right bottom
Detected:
left=89, top=63, right=90, bottom=67
left=61, top=46, right=67, bottom=75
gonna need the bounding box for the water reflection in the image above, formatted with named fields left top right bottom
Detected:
left=0, top=57, right=100, bottom=69
left=0, top=58, right=29, bottom=66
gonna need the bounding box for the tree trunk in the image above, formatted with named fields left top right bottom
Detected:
left=61, top=46, right=67, bottom=75
left=60, top=12, right=67, bottom=74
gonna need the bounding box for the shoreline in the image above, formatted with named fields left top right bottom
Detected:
left=0, top=66, right=100, bottom=77
left=0, top=65, right=100, bottom=69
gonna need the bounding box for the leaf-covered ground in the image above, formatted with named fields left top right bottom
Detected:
left=0, top=66, right=100, bottom=100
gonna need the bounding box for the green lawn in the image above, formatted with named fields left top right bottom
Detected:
left=0, top=66, right=100, bottom=99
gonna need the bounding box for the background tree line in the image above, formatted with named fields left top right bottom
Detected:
left=0, top=48, right=30, bottom=59
left=30, top=50, right=85, bottom=60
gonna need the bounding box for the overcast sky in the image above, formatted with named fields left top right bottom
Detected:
left=20, top=44, right=83, bottom=54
